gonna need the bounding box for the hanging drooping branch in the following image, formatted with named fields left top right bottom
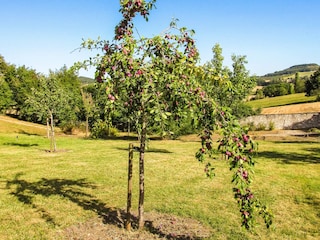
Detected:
left=195, top=102, right=273, bottom=229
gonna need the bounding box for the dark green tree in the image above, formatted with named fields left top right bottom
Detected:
left=263, top=82, right=293, bottom=97
left=255, top=88, right=265, bottom=100
left=4, top=65, right=40, bottom=118
left=305, top=67, right=320, bottom=98
left=0, top=55, right=14, bottom=112
left=0, top=55, right=8, bottom=73
left=0, top=77, right=14, bottom=113
left=80, top=83, right=116, bottom=138
left=294, top=72, right=305, bottom=93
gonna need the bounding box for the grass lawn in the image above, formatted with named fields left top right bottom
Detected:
left=246, top=93, right=317, bottom=109
left=0, top=131, right=319, bottom=239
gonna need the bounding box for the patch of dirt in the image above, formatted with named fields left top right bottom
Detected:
left=44, top=149, right=71, bottom=153
left=261, top=102, right=320, bottom=114
left=57, top=211, right=212, bottom=240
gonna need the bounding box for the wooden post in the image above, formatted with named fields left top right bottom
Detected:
left=126, top=143, right=134, bottom=231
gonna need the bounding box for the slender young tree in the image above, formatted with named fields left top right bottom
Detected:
left=81, top=89, right=95, bottom=137
left=76, top=0, right=272, bottom=230
left=26, top=76, right=71, bottom=152
left=78, top=0, right=203, bottom=228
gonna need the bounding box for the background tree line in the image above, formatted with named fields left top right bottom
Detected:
left=0, top=56, right=81, bottom=128
left=1, top=48, right=259, bottom=138
left=254, top=64, right=320, bottom=100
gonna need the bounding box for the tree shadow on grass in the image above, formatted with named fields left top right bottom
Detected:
left=19, top=130, right=42, bottom=136
left=5, top=173, right=128, bottom=228
left=271, top=140, right=320, bottom=144
left=102, top=135, right=138, bottom=141
left=5, top=173, right=208, bottom=239
left=304, top=195, right=320, bottom=219
left=258, top=150, right=320, bottom=164
left=115, top=147, right=173, bottom=154
left=305, top=147, right=320, bottom=155
left=3, top=142, right=39, bottom=147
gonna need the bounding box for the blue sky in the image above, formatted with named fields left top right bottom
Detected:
left=1, top=0, right=319, bottom=77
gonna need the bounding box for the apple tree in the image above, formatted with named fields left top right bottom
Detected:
left=76, top=0, right=272, bottom=230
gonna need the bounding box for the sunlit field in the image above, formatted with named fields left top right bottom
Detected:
left=0, top=130, right=319, bottom=239
left=247, top=93, right=317, bottom=109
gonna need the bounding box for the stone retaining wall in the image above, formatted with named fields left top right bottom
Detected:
left=240, top=112, right=320, bottom=130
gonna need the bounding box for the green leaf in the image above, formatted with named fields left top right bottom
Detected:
left=161, top=112, right=167, bottom=120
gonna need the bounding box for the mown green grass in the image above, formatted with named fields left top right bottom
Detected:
left=0, top=132, right=319, bottom=239
left=246, top=93, right=317, bottom=109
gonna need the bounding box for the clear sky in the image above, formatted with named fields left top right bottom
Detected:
left=1, top=0, right=319, bottom=78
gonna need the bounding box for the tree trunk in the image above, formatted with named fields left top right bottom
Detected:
left=85, top=115, right=89, bottom=137
left=128, top=120, right=130, bottom=137
left=49, top=112, right=56, bottom=152
left=106, top=109, right=111, bottom=136
left=138, top=113, right=147, bottom=230
left=46, top=118, right=50, bottom=139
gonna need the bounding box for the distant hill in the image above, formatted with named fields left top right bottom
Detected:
left=263, top=63, right=319, bottom=77
left=257, top=63, right=319, bottom=86
left=78, top=76, right=95, bottom=85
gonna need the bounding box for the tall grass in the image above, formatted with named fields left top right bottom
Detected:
left=247, top=93, right=317, bottom=109
left=0, top=132, right=319, bottom=239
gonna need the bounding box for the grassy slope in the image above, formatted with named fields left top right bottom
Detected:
left=0, top=115, right=47, bottom=135
left=246, top=93, right=317, bottom=109
left=0, top=115, right=63, bottom=136
left=260, top=70, right=315, bottom=82
left=0, top=118, right=319, bottom=239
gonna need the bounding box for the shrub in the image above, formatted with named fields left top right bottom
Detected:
left=268, top=121, right=275, bottom=130
left=256, top=123, right=267, bottom=131
left=312, top=89, right=320, bottom=101
left=308, top=128, right=320, bottom=133
left=232, top=103, right=258, bottom=118
left=91, top=120, right=119, bottom=139
left=60, top=121, right=88, bottom=135
left=245, top=122, right=256, bottom=131
left=60, top=121, right=77, bottom=134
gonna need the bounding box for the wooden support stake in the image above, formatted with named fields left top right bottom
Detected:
left=126, top=143, right=134, bottom=231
